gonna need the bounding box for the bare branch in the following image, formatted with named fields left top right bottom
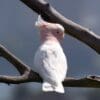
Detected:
left=20, top=0, right=100, bottom=54
left=0, top=44, right=29, bottom=74
left=0, top=0, right=100, bottom=89
left=0, top=44, right=100, bottom=88
left=63, top=76, right=100, bottom=88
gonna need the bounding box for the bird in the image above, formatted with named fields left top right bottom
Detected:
left=34, top=15, right=68, bottom=93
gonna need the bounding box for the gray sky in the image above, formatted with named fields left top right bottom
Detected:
left=0, top=0, right=100, bottom=100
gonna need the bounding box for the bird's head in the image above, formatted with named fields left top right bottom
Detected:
left=35, top=15, right=65, bottom=42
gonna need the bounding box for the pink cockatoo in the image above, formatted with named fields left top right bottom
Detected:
left=34, top=15, right=68, bottom=93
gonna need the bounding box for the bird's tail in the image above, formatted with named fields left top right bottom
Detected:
left=42, top=81, right=64, bottom=94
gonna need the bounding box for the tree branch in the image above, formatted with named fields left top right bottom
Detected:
left=0, top=44, right=42, bottom=84
left=0, top=44, right=100, bottom=88
left=20, top=0, right=100, bottom=54
left=0, top=0, right=100, bottom=89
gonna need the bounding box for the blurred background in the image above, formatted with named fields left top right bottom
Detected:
left=0, top=0, right=100, bottom=100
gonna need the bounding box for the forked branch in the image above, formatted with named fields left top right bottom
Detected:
left=0, top=44, right=100, bottom=88
left=0, top=0, right=100, bottom=88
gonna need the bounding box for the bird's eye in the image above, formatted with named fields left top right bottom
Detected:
left=56, top=31, right=59, bottom=34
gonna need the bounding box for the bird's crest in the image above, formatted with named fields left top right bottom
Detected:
left=35, top=15, right=65, bottom=33
left=35, top=15, right=46, bottom=27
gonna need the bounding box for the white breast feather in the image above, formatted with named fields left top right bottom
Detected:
left=34, top=42, right=67, bottom=93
